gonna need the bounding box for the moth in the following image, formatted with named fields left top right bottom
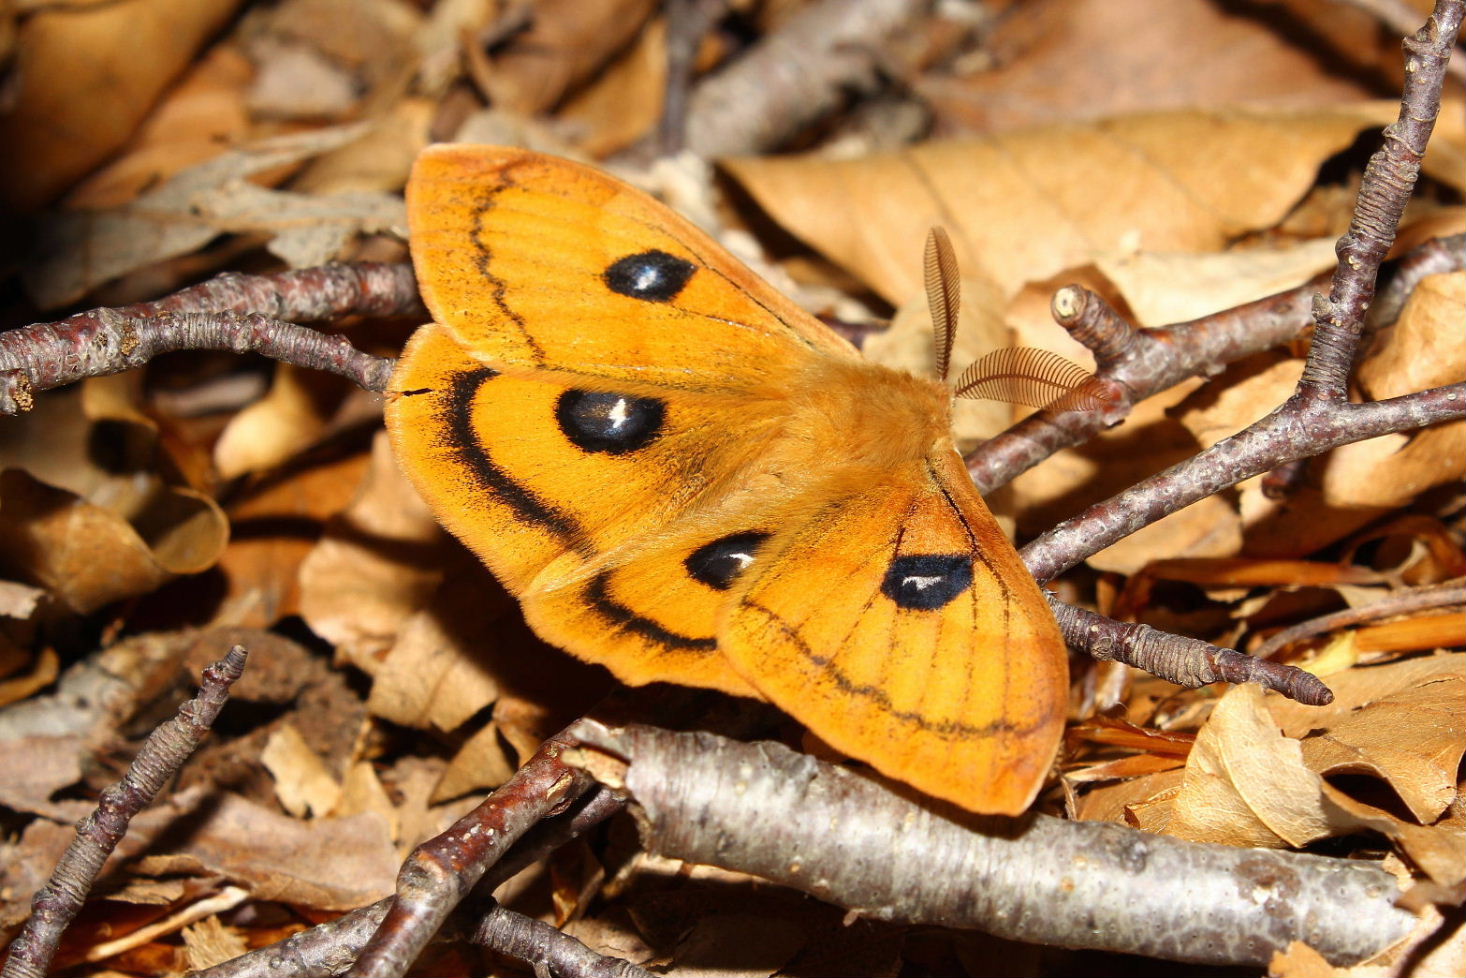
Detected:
left=387, top=146, right=1068, bottom=815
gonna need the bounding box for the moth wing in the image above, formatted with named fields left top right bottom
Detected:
left=388, top=324, right=783, bottom=598
left=719, top=449, right=1069, bottom=815
left=516, top=515, right=780, bottom=700
left=407, top=144, right=857, bottom=392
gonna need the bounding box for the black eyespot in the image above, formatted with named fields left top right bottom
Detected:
left=604, top=250, right=696, bottom=302
left=686, top=532, right=771, bottom=591
left=556, top=390, right=665, bottom=454
left=881, top=554, right=973, bottom=610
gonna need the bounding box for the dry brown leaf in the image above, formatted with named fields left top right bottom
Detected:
left=213, top=459, right=368, bottom=632
left=0, top=0, right=243, bottom=209
left=242, top=0, right=423, bottom=122
left=1162, top=657, right=1464, bottom=869
left=65, top=44, right=255, bottom=211
left=1270, top=940, right=1341, bottom=978
left=1167, top=684, right=1371, bottom=848
left=0, top=732, right=85, bottom=819
left=432, top=719, right=517, bottom=804
left=24, top=123, right=400, bottom=309
left=483, top=0, right=659, bottom=116
left=213, top=365, right=350, bottom=479
left=557, top=16, right=667, bottom=158
left=181, top=915, right=250, bottom=974
left=1073, top=767, right=1185, bottom=824
left=0, top=648, right=59, bottom=710
left=366, top=606, right=503, bottom=732
left=1266, top=655, right=1466, bottom=825
left=0, top=469, right=227, bottom=614
left=260, top=721, right=343, bottom=818
left=920, top=0, right=1376, bottom=136
left=131, top=792, right=397, bottom=910
left=1096, top=238, right=1339, bottom=329
left=723, top=104, right=1399, bottom=309
left=298, top=431, right=449, bottom=670
left=293, top=96, right=435, bottom=195
left=333, top=760, right=399, bottom=841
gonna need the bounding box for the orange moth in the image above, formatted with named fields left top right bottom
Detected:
left=387, top=146, right=1068, bottom=815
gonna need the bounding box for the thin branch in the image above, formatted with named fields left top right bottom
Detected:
left=0, top=309, right=398, bottom=414
left=683, top=0, right=927, bottom=158
left=565, top=720, right=1417, bottom=968
left=1025, top=382, right=1466, bottom=582
left=660, top=0, right=727, bottom=155
left=1254, top=579, right=1466, bottom=658
left=966, top=228, right=1466, bottom=493
left=345, top=733, right=594, bottom=978
left=2, top=646, right=250, bottom=978
left=1020, top=1, right=1465, bottom=582
left=471, top=902, right=654, bottom=978
left=1050, top=599, right=1333, bottom=704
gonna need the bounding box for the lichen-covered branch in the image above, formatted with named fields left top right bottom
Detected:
left=566, top=721, right=1417, bottom=968
left=2, top=646, right=250, bottom=978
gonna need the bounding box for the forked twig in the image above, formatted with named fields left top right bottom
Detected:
left=1021, top=1, right=1465, bottom=583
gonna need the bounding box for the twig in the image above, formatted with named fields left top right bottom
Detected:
left=0, top=310, right=398, bottom=414
left=1050, top=599, right=1334, bottom=704
left=1335, top=0, right=1466, bottom=81
left=0, top=262, right=418, bottom=414
left=660, top=0, right=727, bottom=155
left=966, top=230, right=1466, bottom=494
left=345, top=732, right=594, bottom=978
left=565, top=720, right=1417, bottom=968
left=471, top=902, right=654, bottom=978
left=189, top=787, right=626, bottom=978
left=1021, top=1, right=1465, bottom=583
left=1254, top=580, right=1466, bottom=658
left=683, top=0, right=926, bottom=158
left=966, top=278, right=1318, bottom=492
left=2, top=645, right=250, bottom=978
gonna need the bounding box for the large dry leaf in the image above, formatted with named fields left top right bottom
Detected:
left=0, top=0, right=243, bottom=209
left=261, top=721, right=343, bottom=818
left=128, top=792, right=397, bottom=910
left=1265, top=655, right=1466, bottom=825
left=366, top=604, right=503, bottom=732
left=723, top=104, right=1399, bottom=308
left=0, top=469, right=227, bottom=614
left=482, top=0, right=659, bottom=116
left=919, top=0, right=1377, bottom=135
left=0, top=380, right=231, bottom=606
left=1166, top=658, right=1464, bottom=864
left=243, top=0, right=424, bottom=122
left=212, top=449, right=370, bottom=628
left=65, top=44, right=254, bottom=210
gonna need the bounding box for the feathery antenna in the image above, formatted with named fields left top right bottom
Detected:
left=924, top=227, right=960, bottom=382
left=951, top=347, right=1106, bottom=412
